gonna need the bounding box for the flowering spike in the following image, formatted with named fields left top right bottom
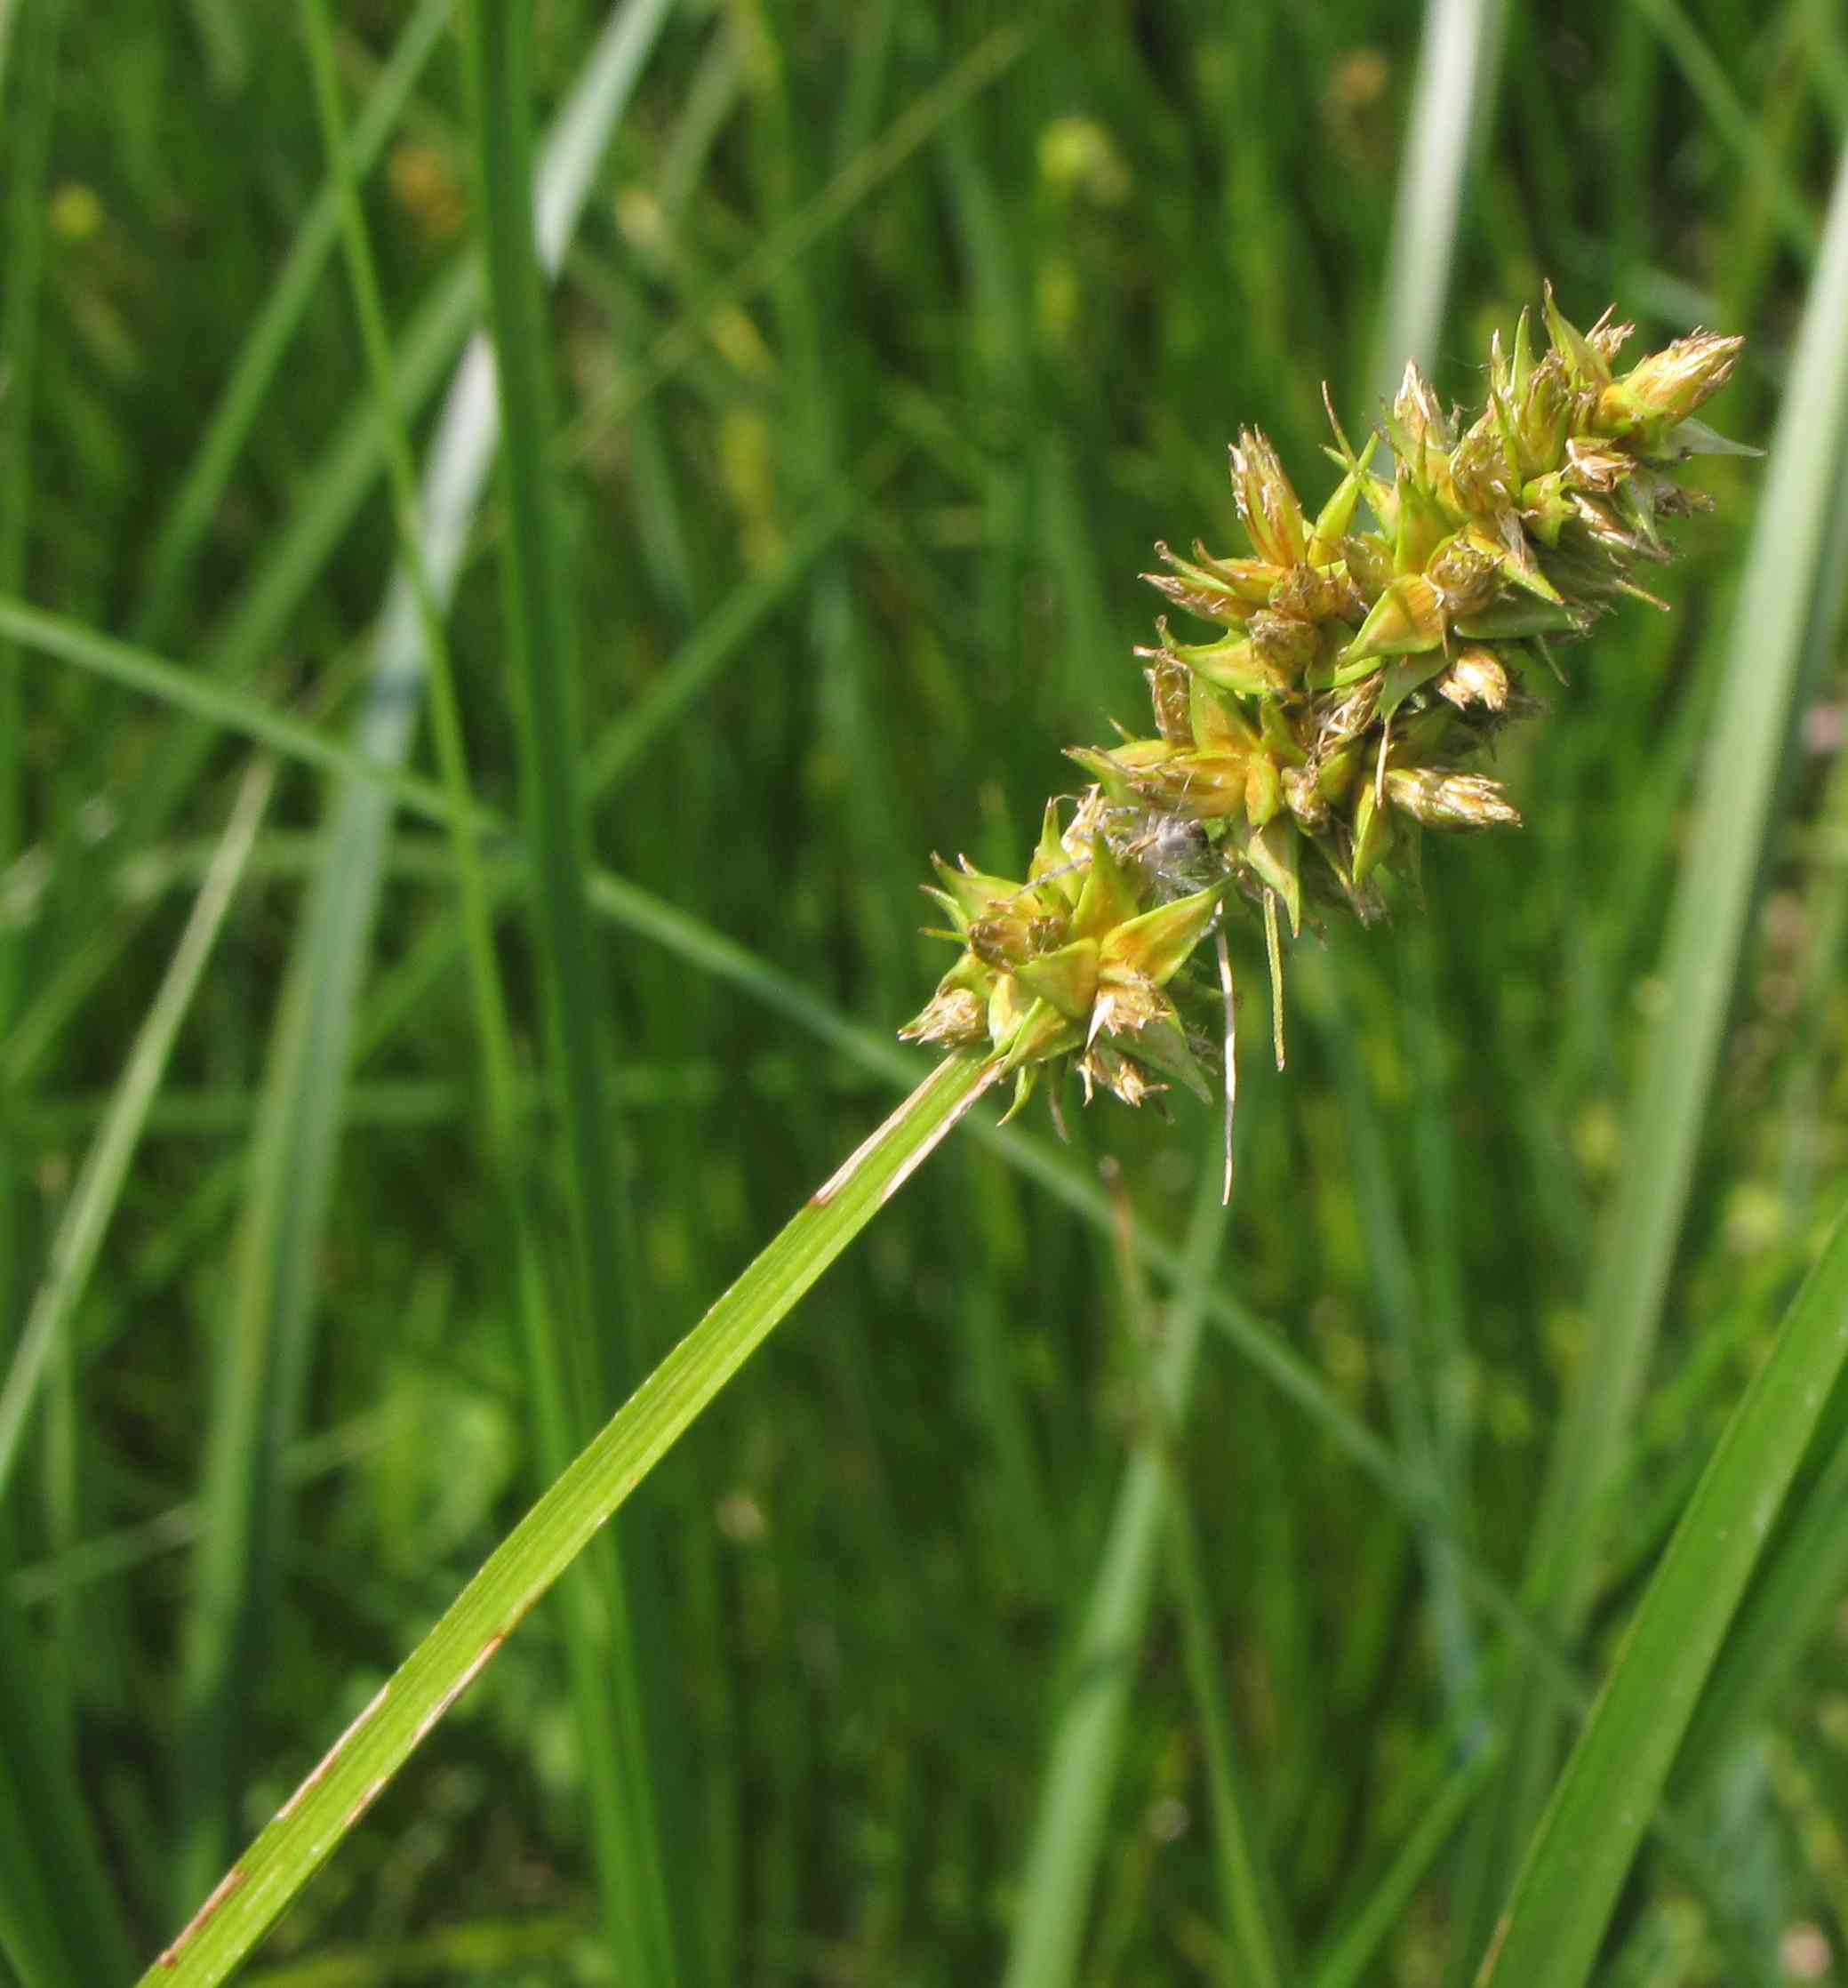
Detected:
left=901, top=290, right=1745, bottom=1152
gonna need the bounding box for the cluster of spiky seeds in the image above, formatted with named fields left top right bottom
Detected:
left=902, top=290, right=1742, bottom=1169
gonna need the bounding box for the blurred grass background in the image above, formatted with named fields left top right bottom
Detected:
left=3, top=0, right=1846, bottom=1982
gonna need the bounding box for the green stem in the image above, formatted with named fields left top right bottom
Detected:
left=465, top=2, right=683, bottom=1973
left=139, top=1050, right=998, bottom=1988
left=299, top=6, right=678, bottom=1973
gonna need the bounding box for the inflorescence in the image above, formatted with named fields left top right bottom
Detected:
left=901, top=289, right=1744, bottom=1194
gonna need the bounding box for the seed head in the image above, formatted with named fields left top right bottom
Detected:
left=903, top=289, right=1747, bottom=1151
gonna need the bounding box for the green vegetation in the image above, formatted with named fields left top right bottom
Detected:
left=2, top=3, right=1844, bottom=1984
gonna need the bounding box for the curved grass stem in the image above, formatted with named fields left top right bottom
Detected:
left=139, top=1049, right=999, bottom=1988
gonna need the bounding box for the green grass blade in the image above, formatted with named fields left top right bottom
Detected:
left=1480, top=133, right=1848, bottom=1932
left=1000, top=1149, right=1233, bottom=1988
left=1162, top=1484, right=1292, bottom=1988
left=0, top=594, right=460, bottom=812
left=579, top=438, right=904, bottom=793
left=128, top=0, right=455, bottom=645
left=1120, top=1173, right=1293, bottom=1988
left=1671, top=1400, right=1848, bottom=1800
left=0, top=0, right=61, bottom=878
left=18, top=7, right=1033, bottom=1096
left=0, top=0, right=67, bottom=1493
left=1302, top=952, right=1486, bottom=1733
left=300, top=5, right=691, bottom=1977
left=138, top=1051, right=998, bottom=1988
left=1309, top=1741, right=1503, bottom=1988
left=467, top=0, right=645, bottom=1393
left=1478, top=1198, right=1848, bottom=1988
left=0, top=1582, right=139, bottom=1988
left=1627, top=0, right=1820, bottom=265
left=12, top=556, right=1796, bottom=1968
left=0, top=763, right=273, bottom=1493
left=560, top=11, right=1047, bottom=457
left=171, top=0, right=673, bottom=1911
left=1358, top=0, right=1504, bottom=1774
left=1365, top=0, right=1508, bottom=400
left=468, top=4, right=686, bottom=1978
left=9, top=1409, right=399, bottom=1610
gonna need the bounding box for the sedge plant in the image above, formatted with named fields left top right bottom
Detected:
left=142, top=293, right=1749, bottom=1988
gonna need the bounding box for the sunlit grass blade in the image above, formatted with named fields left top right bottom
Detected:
left=0, top=762, right=273, bottom=1492
left=1000, top=1147, right=1236, bottom=1988
left=1476, top=135, right=1848, bottom=1945
left=170, top=0, right=673, bottom=1912
left=137, top=1051, right=998, bottom=1988
left=1478, top=1198, right=1848, bottom=1988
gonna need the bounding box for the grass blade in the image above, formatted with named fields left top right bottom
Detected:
left=171, top=0, right=673, bottom=1911
left=139, top=1051, right=998, bottom=1988
left=1360, top=0, right=1507, bottom=1779
left=1116, top=1166, right=1293, bottom=1988
left=1478, top=133, right=1848, bottom=1937
left=0, top=763, right=273, bottom=1492
left=1478, top=1198, right=1848, bottom=1988
left=1310, top=1741, right=1503, bottom=1988
left=465, top=1, right=684, bottom=1976
left=468, top=0, right=649, bottom=1391
left=128, top=0, right=456, bottom=645
left=8, top=567, right=1798, bottom=1971
left=1671, top=1390, right=1848, bottom=1801
left=1627, top=0, right=1820, bottom=266
left=1, top=0, right=68, bottom=1479
left=17, top=6, right=1034, bottom=1098
left=1365, top=0, right=1508, bottom=401
left=560, top=11, right=1048, bottom=457
left=1000, top=1149, right=1236, bottom=1988
left=0, top=1582, right=139, bottom=1988
left=298, top=4, right=684, bottom=1976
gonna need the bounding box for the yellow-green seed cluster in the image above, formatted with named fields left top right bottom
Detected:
left=902, top=289, right=1744, bottom=1124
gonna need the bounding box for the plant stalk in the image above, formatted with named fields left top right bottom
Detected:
left=140, top=1049, right=998, bottom=1988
